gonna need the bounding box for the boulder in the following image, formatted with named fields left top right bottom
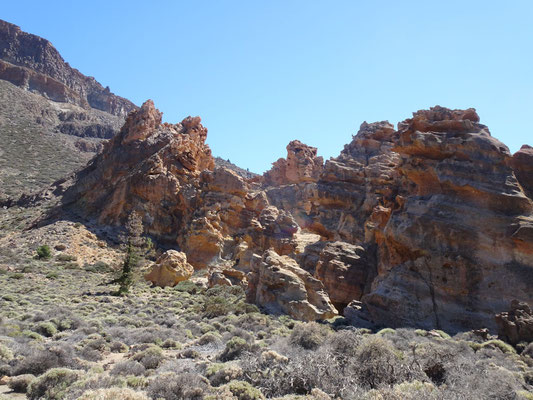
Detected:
left=495, top=300, right=533, bottom=345
left=247, top=250, right=337, bottom=321
left=144, top=250, right=194, bottom=287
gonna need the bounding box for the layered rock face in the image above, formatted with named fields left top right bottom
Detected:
left=261, top=106, right=533, bottom=331
left=0, top=19, right=136, bottom=117
left=512, top=145, right=533, bottom=199
left=364, top=107, right=533, bottom=331
left=60, top=101, right=533, bottom=330
left=264, top=121, right=401, bottom=243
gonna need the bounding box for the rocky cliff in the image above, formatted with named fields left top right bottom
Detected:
left=0, top=19, right=136, bottom=117
left=55, top=101, right=533, bottom=332
left=0, top=20, right=137, bottom=199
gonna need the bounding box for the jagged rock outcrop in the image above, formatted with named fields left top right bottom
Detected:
left=265, top=121, right=401, bottom=243
left=495, top=300, right=533, bottom=346
left=263, top=140, right=323, bottom=186
left=54, top=101, right=533, bottom=328
left=62, top=100, right=214, bottom=235
left=263, top=106, right=533, bottom=331
left=144, top=250, right=194, bottom=287
left=247, top=250, right=337, bottom=321
left=0, top=19, right=136, bottom=117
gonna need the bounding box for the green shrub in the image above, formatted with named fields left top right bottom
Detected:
left=220, top=337, right=250, bottom=361
left=132, top=345, right=164, bottom=369
left=56, top=254, right=77, bottom=262
left=78, top=388, right=149, bottom=400
left=36, top=245, right=52, bottom=260
left=376, top=328, right=396, bottom=336
left=35, top=321, right=57, bottom=337
left=147, top=372, right=207, bottom=399
left=290, top=322, right=331, bottom=350
left=1, top=294, right=15, bottom=302
left=84, top=261, right=112, bottom=273
left=226, top=380, right=265, bottom=400
left=0, top=343, right=13, bottom=362
left=27, top=368, right=80, bottom=400
left=46, top=272, right=59, bottom=280
left=480, top=339, right=516, bottom=354
left=207, top=363, right=243, bottom=386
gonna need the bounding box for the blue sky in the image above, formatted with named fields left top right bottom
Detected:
left=3, top=1, right=532, bottom=173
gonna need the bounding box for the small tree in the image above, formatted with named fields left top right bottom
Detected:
left=112, top=211, right=144, bottom=295
left=36, top=245, right=52, bottom=260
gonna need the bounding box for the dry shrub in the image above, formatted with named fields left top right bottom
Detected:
left=78, top=387, right=149, bottom=400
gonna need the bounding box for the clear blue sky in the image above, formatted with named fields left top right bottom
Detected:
left=3, top=1, right=532, bottom=173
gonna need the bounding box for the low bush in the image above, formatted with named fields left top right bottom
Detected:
left=220, top=337, right=251, bottom=361
left=34, top=321, right=57, bottom=337
left=8, top=374, right=35, bottom=393
left=36, top=245, right=52, bottom=260
left=78, top=387, right=149, bottom=400
left=132, top=345, right=165, bottom=369
left=0, top=343, right=13, bottom=362
left=111, top=361, right=146, bottom=377
left=27, top=368, right=80, bottom=400
left=146, top=372, right=208, bottom=400
left=289, top=322, right=331, bottom=350
left=226, top=380, right=265, bottom=400
left=206, top=362, right=243, bottom=386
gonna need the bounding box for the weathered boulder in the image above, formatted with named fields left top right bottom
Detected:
left=247, top=250, right=337, bottom=321
left=495, top=300, right=533, bottom=346
left=144, top=250, right=194, bottom=287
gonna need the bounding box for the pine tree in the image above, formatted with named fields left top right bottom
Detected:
left=113, top=211, right=144, bottom=295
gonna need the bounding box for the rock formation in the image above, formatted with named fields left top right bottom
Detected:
left=364, top=107, right=533, bottom=331
left=50, top=101, right=533, bottom=329
left=0, top=19, right=136, bottom=117
left=259, top=106, right=533, bottom=330
left=247, top=250, right=337, bottom=321
left=495, top=300, right=533, bottom=346
left=511, top=145, right=533, bottom=199
left=144, top=250, right=194, bottom=288
left=263, top=140, right=323, bottom=186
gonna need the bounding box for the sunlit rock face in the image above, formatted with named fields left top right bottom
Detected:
left=262, top=106, right=533, bottom=331
left=0, top=19, right=137, bottom=117
left=63, top=102, right=533, bottom=328
left=263, top=140, right=324, bottom=186
left=364, top=107, right=533, bottom=331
